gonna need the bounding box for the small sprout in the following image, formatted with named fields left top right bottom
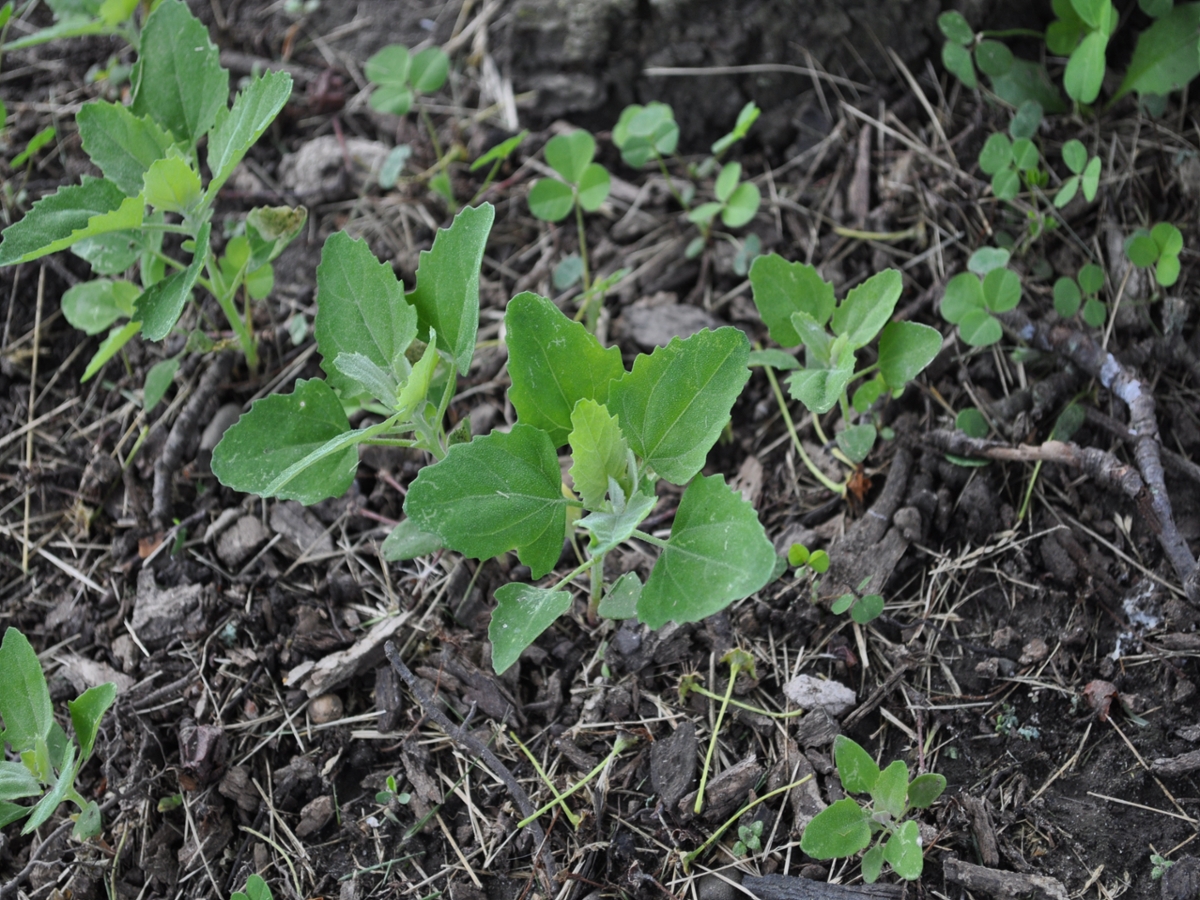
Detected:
left=1054, top=140, right=1101, bottom=207
left=1053, top=263, right=1106, bottom=326
left=1125, top=223, right=1182, bottom=288
left=364, top=44, right=449, bottom=116
left=940, top=248, right=1020, bottom=347
left=733, top=819, right=764, bottom=856
left=1151, top=853, right=1175, bottom=879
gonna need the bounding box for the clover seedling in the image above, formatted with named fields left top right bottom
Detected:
left=613, top=102, right=679, bottom=170
left=831, top=576, right=885, bottom=625
left=365, top=44, right=450, bottom=117
left=1046, top=0, right=1119, bottom=104
left=749, top=254, right=941, bottom=480
left=0, top=0, right=302, bottom=377
left=800, top=736, right=946, bottom=882
left=938, top=11, right=1067, bottom=113
left=1054, top=262, right=1106, bottom=326
left=978, top=129, right=1041, bottom=202
left=940, top=247, right=1022, bottom=346
left=1054, top=140, right=1101, bottom=207
left=469, top=130, right=528, bottom=204
left=733, top=819, right=764, bottom=856
left=232, top=874, right=272, bottom=900
left=0, top=627, right=117, bottom=839
left=685, top=161, right=760, bottom=258
left=787, top=543, right=829, bottom=575
left=1125, top=222, right=1182, bottom=288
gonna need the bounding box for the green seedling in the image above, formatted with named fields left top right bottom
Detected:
left=1046, top=0, right=1118, bottom=104
left=517, top=732, right=636, bottom=826
left=1015, top=401, right=1085, bottom=520
left=1053, top=262, right=1106, bottom=326
left=1151, top=852, right=1175, bottom=879
left=613, top=102, right=679, bottom=171
left=940, top=247, right=1022, bottom=346
left=832, top=576, right=885, bottom=625
left=469, top=130, right=528, bottom=204
left=685, top=161, right=760, bottom=257
left=1125, top=222, right=1183, bottom=287
left=374, top=775, right=412, bottom=807
left=787, top=542, right=829, bottom=575
left=510, top=731, right=581, bottom=828
left=1054, top=140, right=1101, bottom=207
left=945, top=408, right=991, bottom=469
left=682, top=774, right=813, bottom=870
left=10, top=126, right=56, bottom=169
left=711, top=101, right=761, bottom=159
left=749, top=255, right=941, bottom=491
left=695, top=649, right=755, bottom=814
left=0, top=627, right=117, bottom=839
left=733, top=819, right=764, bottom=856
left=938, top=11, right=1067, bottom=113
left=232, top=874, right=272, bottom=900
left=0, top=0, right=303, bottom=377
left=800, top=736, right=946, bottom=882
left=978, top=129, right=1041, bottom=202
left=1, top=0, right=141, bottom=52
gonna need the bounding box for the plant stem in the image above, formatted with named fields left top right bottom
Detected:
left=510, top=732, right=581, bottom=827
left=206, top=256, right=258, bottom=369
left=762, top=364, right=845, bottom=496
left=681, top=774, right=814, bottom=870
left=574, top=202, right=592, bottom=293
left=686, top=684, right=805, bottom=719
left=654, top=151, right=688, bottom=210
left=418, top=102, right=445, bottom=166
left=517, top=733, right=635, bottom=827
left=1017, top=459, right=1042, bottom=522
left=588, top=553, right=604, bottom=624
left=695, top=659, right=741, bottom=814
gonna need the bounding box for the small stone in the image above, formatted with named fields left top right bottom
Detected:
left=782, top=675, right=857, bottom=717
left=1019, top=638, right=1049, bottom=666
left=310, top=693, right=344, bottom=724
left=216, top=515, right=269, bottom=568
left=295, top=795, right=335, bottom=837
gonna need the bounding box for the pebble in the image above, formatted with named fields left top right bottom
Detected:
left=310, top=693, right=344, bottom=724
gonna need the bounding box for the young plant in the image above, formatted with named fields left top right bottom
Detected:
left=938, top=11, right=1066, bottom=113
left=685, top=161, right=760, bottom=258
left=695, top=649, right=755, bottom=814
left=374, top=774, right=411, bottom=807
left=1125, top=222, right=1182, bottom=288
left=749, top=254, right=941, bottom=486
left=518, top=732, right=636, bottom=826
left=1053, top=262, right=1106, bottom=326
left=0, top=0, right=302, bottom=376
left=831, top=576, right=885, bottom=625
left=800, top=736, right=946, bottom=883
left=469, top=130, right=528, bottom=204
left=232, top=875, right=272, bottom=900
left=787, top=542, right=829, bottom=576
left=733, top=819, right=764, bottom=856
left=212, top=203, right=494, bottom=505
left=978, top=112, right=1042, bottom=203
left=1046, top=0, right=1118, bottom=105
left=1054, top=140, right=1101, bottom=207
left=612, top=102, right=679, bottom=173
left=940, top=247, right=1022, bottom=346
left=0, top=627, right=117, bottom=839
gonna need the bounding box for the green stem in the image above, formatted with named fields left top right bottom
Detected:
left=469, top=158, right=503, bottom=206
left=687, top=684, right=805, bottom=720
left=588, top=552, right=604, bottom=623
left=206, top=255, right=257, bottom=370
left=517, top=734, right=635, bottom=827
left=762, top=364, right=846, bottom=496
left=510, top=732, right=581, bottom=828
left=980, top=27, right=1044, bottom=38
left=630, top=529, right=670, bottom=550
left=695, top=661, right=740, bottom=814
left=418, top=102, right=445, bottom=165
left=1017, top=459, right=1042, bottom=523
left=654, top=151, right=688, bottom=210
left=574, top=202, right=592, bottom=292
left=682, top=777, right=813, bottom=870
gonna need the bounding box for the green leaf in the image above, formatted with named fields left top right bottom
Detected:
left=975, top=40, right=1014, bottom=77
left=61, top=278, right=138, bottom=335
left=747, top=349, right=798, bottom=369
left=1071, top=0, right=1107, bottom=27
left=831, top=593, right=854, bottom=614
left=1054, top=176, right=1080, bottom=208
left=81, top=321, right=141, bottom=382
left=978, top=133, right=1012, bottom=175
left=1157, top=253, right=1181, bottom=287
left=968, top=247, right=1010, bottom=274
left=721, top=181, right=760, bottom=228
left=73, top=800, right=102, bottom=840
left=787, top=349, right=855, bottom=415
left=408, top=202, right=494, bottom=375
left=808, top=549, right=829, bottom=573
left=76, top=101, right=174, bottom=196
left=836, top=424, right=876, bottom=464
left=1126, top=231, right=1159, bottom=267
left=143, top=357, right=179, bottom=411
left=313, top=232, right=415, bottom=398
left=748, top=255, right=835, bottom=348
left=0, top=761, right=40, bottom=801
left=577, top=491, right=657, bottom=554
left=1010, top=138, right=1039, bottom=172
left=687, top=202, right=723, bottom=225
left=0, top=802, right=28, bottom=829
left=206, top=70, right=293, bottom=198
left=1152, top=222, right=1184, bottom=256
left=636, top=474, right=775, bottom=629
left=1078, top=263, right=1105, bottom=294
left=489, top=584, right=572, bottom=674
left=862, top=844, right=885, bottom=883
left=877, top=321, right=941, bottom=389
left=715, top=162, right=741, bottom=202
left=1082, top=296, right=1107, bottom=327
left=409, top=47, right=449, bottom=93
left=0, top=628, right=53, bottom=753
left=940, top=272, right=984, bottom=324
left=942, top=42, right=977, bottom=88
left=990, top=58, right=1068, bottom=114
left=332, top=353, right=399, bottom=408
left=597, top=571, right=642, bottom=620
left=243, top=875, right=272, bottom=900
left=1054, top=277, right=1082, bottom=316
left=471, top=130, right=528, bottom=171
left=852, top=593, right=884, bottom=623
left=528, top=178, right=575, bottom=222
left=10, top=126, right=55, bottom=168
left=0, top=177, right=142, bottom=266
left=1062, top=139, right=1087, bottom=173
left=831, top=269, right=902, bottom=349
left=1081, top=156, right=1101, bottom=200
left=569, top=399, right=632, bottom=509
left=884, top=821, right=924, bottom=880
left=69, top=682, right=116, bottom=760
left=380, top=519, right=445, bottom=560
left=23, top=743, right=75, bottom=834
left=211, top=379, right=358, bottom=505
left=1063, top=30, right=1107, bottom=104
left=366, top=45, right=410, bottom=86
left=788, top=543, right=810, bottom=566
left=938, top=10, right=974, bottom=44
left=1141, top=0, right=1174, bottom=16
left=906, top=772, right=947, bottom=808
left=1008, top=100, right=1043, bottom=140
left=369, top=84, right=414, bottom=116
left=544, top=130, right=595, bottom=185
left=505, top=292, right=625, bottom=447
left=1115, top=4, right=1200, bottom=99
left=607, top=328, right=750, bottom=485
left=834, top=736, right=879, bottom=793
left=130, top=0, right=227, bottom=145
left=395, top=333, right=440, bottom=419
left=871, top=760, right=909, bottom=818
left=135, top=222, right=210, bottom=340
left=404, top=425, right=568, bottom=578
left=852, top=376, right=885, bottom=412
left=577, top=163, right=611, bottom=212
left=982, top=267, right=1021, bottom=312
left=246, top=205, right=307, bottom=263
left=799, top=799, right=872, bottom=859
left=992, top=167, right=1020, bottom=200
left=71, top=231, right=142, bottom=276
left=957, top=309, right=1002, bottom=346
left=141, top=155, right=201, bottom=214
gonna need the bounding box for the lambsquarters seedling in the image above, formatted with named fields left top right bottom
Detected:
left=800, top=736, right=946, bottom=882
left=0, top=628, right=117, bottom=839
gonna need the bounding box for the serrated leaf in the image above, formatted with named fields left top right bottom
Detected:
left=799, top=798, right=872, bottom=859
left=81, top=321, right=141, bottom=382
left=76, top=101, right=174, bottom=196
left=884, top=821, right=924, bottom=880
left=23, top=742, right=75, bottom=833
left=0, top=177, right=141, bottom=266
left=749, top=254, right=836, bottom=346
left=381, top=519, right=445, bottom=560
left=206, top=70, right=293, bottom=198
left=409, top=47, right=449, bottom=93
left=834, top=736, right=880, bottom=793
left=505, top=292, right=625, bottom=447
left=958, top=308, right=1002, bottom=346
left=544, top=130, right=595, bottom=185
left=489, top=584, right=572, bottom=674
left=636, top=474, right=774, bottom=629
left=143, top=357, right=179, bottom=410
left=211, top=378, right=358, bottom=505
left=877, top=321, right=941, bottom=389
left=577, top=163, right=611, bottom=211
left=407, top=202, right=493, bottom=376
left=135, top=222, right=209, bottom=340
left=69, top=682, right=116, bottom=760
left=832, top=269, right=902, bottom=348
left=597, top=571, right=642, bottom=619
left=1115, top=3, right=1200, bottom=100
left=131, top=0, right=227, bottom=144
left=528, top=178, right=575, bottom=221
left=141, top=155, right=201, bottom=214
left=61, top=278, right=139, bottom=335
left=568, top=399, right=632, bottom=509
left=313, top=231, right=416, bottom=398
left=0, top=761, right=40, bottom=801
left=940, top=272, right=984, bottom=324
left=607, top=328, right=750, bottom=485
left=404, top=424, right=568, bottom=578
left=0, top=628, right=54, bottom=753
left=1063, top=30, right=1107, bottom=104
left=906, top=772, right=947, bottom=808
left=721, top=181, right=760, bottom=228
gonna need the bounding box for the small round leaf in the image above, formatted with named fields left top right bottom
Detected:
left=978, top=133, right=1013, bottom=175
left=527, top=178, right=575, bottom=222
left=1152, top=222, right=1183, bottom=257
left=937, top=10, right=975, bottom=44
left=1053, top=277, right=1082, bottom=317
left=883, top=820, right=925, bottom=880
left=1125, top=231, right=1159, bottom=267
left=1156, top=253, right=1181, bottom=287
left=991, top=167, right=1020, bottom=200
left=808, top=549, right=830, bottom=574
left=544, top=130, right=596, bottom=185
left=1011, top=138, right=1039, bottom=172
left=906, top=772, right=947, bottom=808
left=365, top=45, right=410, bottom=86
left=800, top=799, right=872, bottom=860
left=851, top=593, right=884, bottom=624
left=942, top=42, right=978, bottom=88
left=1082, top=296, right=1107, bottom=327
left=968, top=246, right=1011, bottom=275
left=940, top=272, right=984, bottom=324
left=957, top=308, right=1002, bottom=346
left=982, top=267, right=1020, bottom=312
left=577, top=163, right=611, bottom=211
left=1078, top=263, right=1105, bottom=294
left=956, top=408, right=988, bottom=438
left=409, top=47, right=449, bottom=93
left=831, top=593, right=854, bottom=614
left=1008, top=100, right=1043, bottom=140
left=1062, top=139, right=1087, bottom=173
left=721, top=181, right=761, bottom=228
left=975, top=40, right=1014, bottom=76
left=1081, top=156, right=1101, bottom=200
